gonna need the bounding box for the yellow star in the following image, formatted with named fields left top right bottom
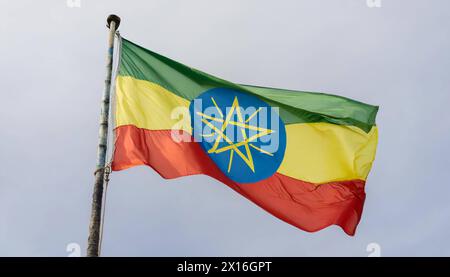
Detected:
left=197, top=96, right=274, bottom=173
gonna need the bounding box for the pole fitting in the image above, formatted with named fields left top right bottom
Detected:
left=107, top=14, right=121, bottom=29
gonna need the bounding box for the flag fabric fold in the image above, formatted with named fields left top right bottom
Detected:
left=111, top=37, right=378, bottom=236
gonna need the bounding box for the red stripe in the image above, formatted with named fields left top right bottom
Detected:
left=112, top=125, right=366, bottom=235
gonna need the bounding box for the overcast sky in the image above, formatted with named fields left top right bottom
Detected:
left=1, top=0, right=449, bottom=257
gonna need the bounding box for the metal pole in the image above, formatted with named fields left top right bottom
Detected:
left=87, top=14, right=121, bottom=257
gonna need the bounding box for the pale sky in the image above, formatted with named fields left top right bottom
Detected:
left=1, top=0, right=449, bottom=256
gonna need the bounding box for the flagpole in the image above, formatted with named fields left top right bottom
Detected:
left=87, top=14, right=121, bottom=257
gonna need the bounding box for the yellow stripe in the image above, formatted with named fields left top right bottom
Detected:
left=115, top=76, right=191, bottom=132
left=278, top=124, right=378, bottom=183
left=115, top=76, right=378, bottom=184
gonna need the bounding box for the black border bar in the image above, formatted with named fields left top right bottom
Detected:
left=0, top=257, right=449, bottom=274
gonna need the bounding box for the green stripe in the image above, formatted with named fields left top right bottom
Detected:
left=119, top=37, right=378, bottom=132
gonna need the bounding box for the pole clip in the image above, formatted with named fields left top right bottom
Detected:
left=93, top=162, right=112, bottom=177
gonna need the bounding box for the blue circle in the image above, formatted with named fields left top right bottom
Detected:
left=190, top=88, right=286, bottom=183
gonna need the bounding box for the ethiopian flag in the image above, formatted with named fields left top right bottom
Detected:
left=111, top=37, right=378, bottom=236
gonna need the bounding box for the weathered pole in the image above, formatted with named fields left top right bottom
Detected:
left=87, top=14, right=121, bottom=257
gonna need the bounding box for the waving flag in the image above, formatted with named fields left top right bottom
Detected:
left=111, top=37, right=378, bottom=235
